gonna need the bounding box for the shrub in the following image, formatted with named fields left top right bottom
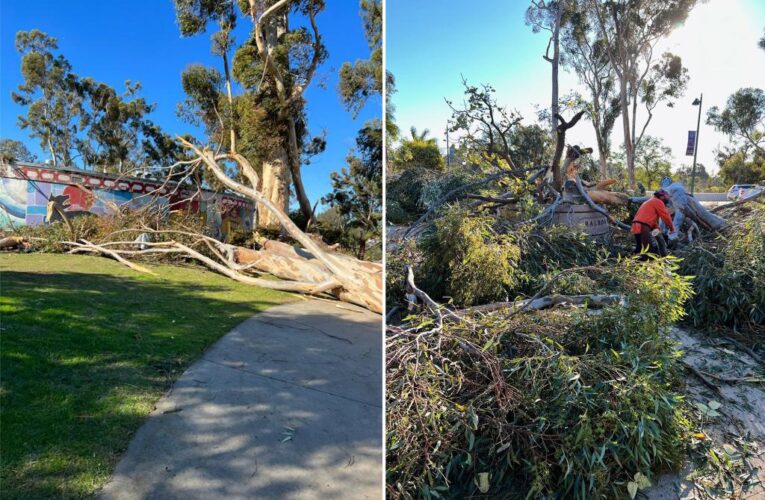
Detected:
left=419, top=206, right=524, bottom=306
left=386, top=167, right=435, bottom=223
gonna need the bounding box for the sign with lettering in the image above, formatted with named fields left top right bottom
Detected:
left=686, top=130, right=696, bottom=156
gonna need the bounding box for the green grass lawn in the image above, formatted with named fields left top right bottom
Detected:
left=0, top=253, right=295, bottom=499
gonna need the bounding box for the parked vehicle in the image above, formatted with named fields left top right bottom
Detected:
left=726, top=184, right=764, bottom=201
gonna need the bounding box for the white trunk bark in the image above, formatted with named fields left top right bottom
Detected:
left=258, top=149, right=290, bottom=227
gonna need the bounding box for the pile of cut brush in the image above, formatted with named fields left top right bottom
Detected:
left=387, top=257, right=694, bottom=499
left=676, top=204, right=765, bottom=345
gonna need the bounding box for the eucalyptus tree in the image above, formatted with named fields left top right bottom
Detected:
left=561, top=1, right=620, bottom=179
left=174, top=0, right=328, bottom=228
left=322, top=121, right=382, bottom=259
left=447, top=80, right=523, bottom=171
left=76, top=79, right=165, bottom=174
left=586, top=0, right=695, bottom=188
left=526, top=1, right=568, bottom=136
left=707, top=88, right=765, bottom=155
left=12, top=30, right=83, bottom=167
left=338, top=0, right=382, bottom=117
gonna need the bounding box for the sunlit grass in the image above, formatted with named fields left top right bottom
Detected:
left=0, top=253, right=295, bottom=499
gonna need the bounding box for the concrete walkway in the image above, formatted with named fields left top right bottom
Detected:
left=100, top=299, right=382, bottom=500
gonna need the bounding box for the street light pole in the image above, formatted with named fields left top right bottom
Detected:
left=690, top=93, right=703, bottom=195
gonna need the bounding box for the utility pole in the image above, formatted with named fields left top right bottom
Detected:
left=690, top=94, right=703, bottom=195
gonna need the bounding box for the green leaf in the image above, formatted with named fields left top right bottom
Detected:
left=707, top=400, right=721, bottom=410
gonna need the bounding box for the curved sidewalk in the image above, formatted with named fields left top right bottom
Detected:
left=100, top=299, right=382, bottom=499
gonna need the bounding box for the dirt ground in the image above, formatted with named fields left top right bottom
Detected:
left=646, top=328, right=765, bottom=499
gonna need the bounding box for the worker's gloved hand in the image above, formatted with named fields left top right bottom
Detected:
left=651, top=228, right=661, bottom=237
left=668, top=231, right=678, bottom=241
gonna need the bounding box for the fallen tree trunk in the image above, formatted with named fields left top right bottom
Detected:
left=586, top=190, right=630, bottom=206
left=462, top=294, right=622, bottom=315
left=174, top=136, right=382, bottom=314
left=234, top=246, right=335, bottom=284
left=0, top=236, right=28, bottom=249
left=711, top=189, right=765, bottom=213
left=663, top=181, right=726, bottom=233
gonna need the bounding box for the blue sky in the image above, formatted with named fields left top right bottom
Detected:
left=0, top=0, right=380, bottom=207
left=388, top=0, right=765, bottom=175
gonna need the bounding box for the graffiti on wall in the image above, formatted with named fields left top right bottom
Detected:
left=0, top=165, right=254, bottom=238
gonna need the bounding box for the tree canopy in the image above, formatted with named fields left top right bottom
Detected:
left=707, top=87, right=765, bottom=155
left=11, top=30, right=181, bottom=173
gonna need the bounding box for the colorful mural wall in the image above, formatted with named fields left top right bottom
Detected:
left=0, top=163, right=255, bottom=238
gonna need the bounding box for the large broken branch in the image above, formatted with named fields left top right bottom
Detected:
left=463, top=293, right=622, bottom=315
left=402, top=166, right=547, bottom=240
left=174, top=136, right=381, bottom=313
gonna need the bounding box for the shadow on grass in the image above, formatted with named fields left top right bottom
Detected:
left=1, top=264, right=291, bottom=499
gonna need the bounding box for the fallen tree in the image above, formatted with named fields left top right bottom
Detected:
left=6, top=144, right=383, bottom=313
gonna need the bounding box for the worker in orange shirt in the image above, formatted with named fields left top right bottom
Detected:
left=632, top=189, right=675, bottom=256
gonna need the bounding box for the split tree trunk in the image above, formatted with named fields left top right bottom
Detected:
left=234, top=241, right=382, bottom=312
left=179, top=136, right=382, bottom=313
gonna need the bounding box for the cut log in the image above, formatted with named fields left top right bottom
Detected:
left=586, top=190, right=630, bottom=206
left=594, top=179, right=617, bottom=190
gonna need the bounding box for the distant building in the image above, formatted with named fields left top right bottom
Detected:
left=0, top=162, right=255, bottom=238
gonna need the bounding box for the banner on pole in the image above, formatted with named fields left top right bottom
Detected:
left=686, top=130, right=696, bottom=156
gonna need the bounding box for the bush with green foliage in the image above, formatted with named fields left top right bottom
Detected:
left=418, top=206, right=523, bottom=306
left=386, top=257, right=694, bottom=499
left=386, top=167, right=436, bottom=224
left=678, top=206, right=765, bottom=340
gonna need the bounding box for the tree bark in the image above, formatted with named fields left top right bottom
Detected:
left=286, top=116, right=314, bottom=227
left=619, top=78, right=636, bottom=189
left=550, top=5, right=562, bottom=134
left=663, top=181, right=726, bottom=232
left=357, top=236, right=366, bottom=260
left=258, top=149, right=291, bottom=227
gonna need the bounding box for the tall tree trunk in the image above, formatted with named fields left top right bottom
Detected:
left=357, top=235, right=366, bottom=260
left=222, top=50, right=236, bottom=154
left=618, top=77, right=636, bottom=188
left=550, top=16, right=560, bottom=135
left=595, top=125, right=609, bottom=179
left=286, top=116, right=313, bottom=228
left=545, top=1, right=564, bottom=186
left=258, top=148, right=290, bottom=227
left=255, top=13, right=293, bottom=229
left=43, top=89, right=57, bottom=167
